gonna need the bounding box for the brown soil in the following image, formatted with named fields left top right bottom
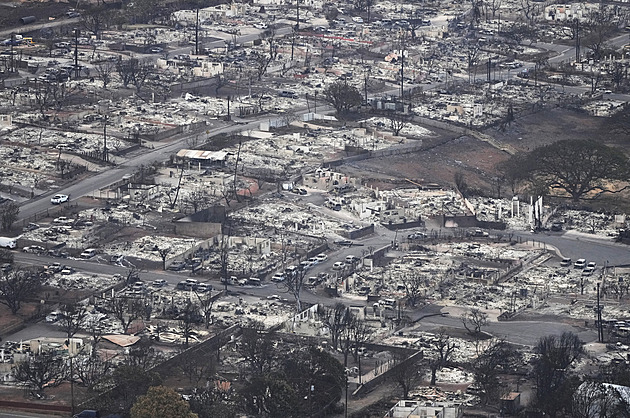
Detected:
left=488, top=107, right=614, bottom=152
left=0, top=2, right=73, bottom=32
left=342, top=106, right=630, bottom=200
left=346, top=134, right=507, bottom=192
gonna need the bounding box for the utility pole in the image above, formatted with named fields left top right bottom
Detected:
left=70, top=355, right=75, bottom=416
left=344, top=371, right=348, bottom=418
left=575, top=18, right=580, bottom=63
left=296, top=0, right=300, bottom=31
left=74, top=28, right=80, bottom=79
left=195, top=8, right=199, bottom=55
left=487, top=57, right=491, bottom=82
left=103, top=114, right=108, bottom=162
left=233, top=141, right=241, bottom=202
left=596, top=282, right=603, bottom=343
left=364, top=69, right=370, bottom=103
left=399, top=30, right=405, bottom=109
left=9, top=33, right=15, bottom=73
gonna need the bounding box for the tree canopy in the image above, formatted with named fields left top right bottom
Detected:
left=240, top=345, right=344, bottom=417
left=0, top=267, right=42, bottom=314
left=501, top=139, right=630, bottom=201
left=131, top=386, right=197, bottom=418
left=323, top=81, right=363, bottom=115
left=532, top=332, right=584, bottom=416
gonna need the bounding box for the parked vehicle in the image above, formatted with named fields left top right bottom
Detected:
left=196, top=283, right=212, bottom=292
left=379, top=298, right=396, bottom=310
left=574, top=259, right=586, bottom=269
left=247, top=277, right=261, bottom=286
left=73, top=410, right=98, bottom=418
left=46, top=311, right=63, bottom=322
left=285, top=265, right=298, bottom=277
left=271, top=273, right=285, bottom=282
left=151, top=279, right=167, bottom=287
left=332, top=261, right=345, bottom=270
left=80, top=248, right=97, bottom=259
left=168, top=260, right=186, bottom=271
left=176, top=280, right=197, bottom=290
left=560, top=258, right=572, bottom=267
left=221, top=276, right=237, bottom=285
left=0, top=237, right=17, bottom=249
left=315, top=253, right=328, bottom=262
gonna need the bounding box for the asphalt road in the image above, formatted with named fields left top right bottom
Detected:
left=169, top=25, right=294, bottom=57
left=11, top=220, right=622, bottom=348
left=409, top=309, right=598, bottom=347
left=508, top=229, right=630, bottom=267
left=16, top=119, right=261, bottom=221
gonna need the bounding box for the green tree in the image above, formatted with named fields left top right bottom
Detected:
left=131, top=386, right=197, bottom=418
left=323, top=81, right=363, bottom=115
left=504, top=140, right=629, bottom=201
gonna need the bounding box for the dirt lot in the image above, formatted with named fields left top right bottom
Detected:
left=344, top=107, right=630, bottom=202
left=489, top=106, right=625, bottom=150
left=346, top=133, right=506, bottom=192
left=0, top=2, right=73, bottom=33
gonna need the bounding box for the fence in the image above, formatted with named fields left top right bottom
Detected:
left=19, top=201, right=80, bottom=229
left=324, top=141, right=425, bottom=168
left=77, top=324, right=242, bottom=412
left=352, top=350, right=423, bottom=397
left=149, top=324, right=242, bottom=378
left=0, top=399, right=71, bottom=415
left=141, top=121, right=208, bottom=142
left=340, top=224, right=375, bottom=240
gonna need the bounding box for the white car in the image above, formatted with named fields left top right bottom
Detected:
left=332, top=261, right=346, bottom=270
left=80, top=248, right=97, bottom=258
left=271, top=273, right=285, bottom=282
left=50, top=194, right=69, bottom=204
left=151, top=279, right=167, bottom=287
left=315, top=253, right=328, bottom=262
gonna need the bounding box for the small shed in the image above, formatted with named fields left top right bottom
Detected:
left=175, top=149, right=230, bottom=169
left=500, top=392, right=521, bottom=415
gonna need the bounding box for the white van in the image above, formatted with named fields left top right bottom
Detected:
left=80, top=248, right=97, bottom=258
left=46, top=311, right=62, bottom=322
left=0, top=237, right=17, bottom=249
left=381, top=298, right=396, bottom=310
left=247, top=277, right=261, bottom=286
